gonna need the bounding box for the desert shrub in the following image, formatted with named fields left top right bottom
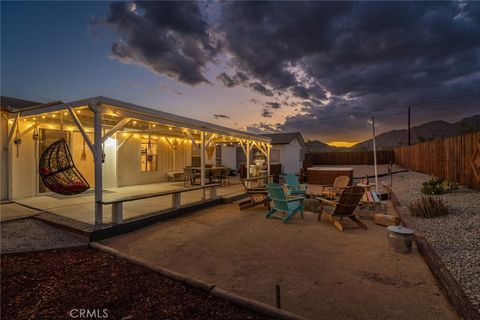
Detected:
left=421, top=177, right=458, bottom=195
left=408, top=196, right=448, bottom=218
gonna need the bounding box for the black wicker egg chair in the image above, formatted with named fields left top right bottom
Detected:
left=39, top=138, right=90, bottom=195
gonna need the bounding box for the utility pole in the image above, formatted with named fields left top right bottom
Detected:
left=408, top=107, right=411, bottom=146
left=371, top=116, right=378, bottom=193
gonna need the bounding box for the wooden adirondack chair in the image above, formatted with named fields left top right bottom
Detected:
left=284, top=174, right=308, bottom=196
left=266, top=183, right=304, bottom=223
left=238, top=175, right=273, bottom=211
left=317, top=186, right=367, bottom=231
left=317, top=175, right=350, bottom=199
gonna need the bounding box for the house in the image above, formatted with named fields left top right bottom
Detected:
left=260, top=132, right=306, bottom=174
left=0, top=96, right=271, bottom=225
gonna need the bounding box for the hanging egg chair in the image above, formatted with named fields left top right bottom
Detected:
left=39, top=138, right=90, bottom=195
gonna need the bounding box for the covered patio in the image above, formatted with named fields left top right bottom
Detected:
left=14, top=179, right=246, bottom=226
left=2, top=96, right=271, bottom=228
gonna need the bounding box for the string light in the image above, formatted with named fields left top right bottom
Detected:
left=42, top=115, right=46, bottom=119
left=168, top=127, right=172, bottom=130
left=76, top=110, right=81, bottom=114
left=52, top=114, right=56, bottom=118
left=133, top=120, right=137, bottom=125
left=134, top=134, right=139, bottom=138
left=152, top=124, right=156, bottom=128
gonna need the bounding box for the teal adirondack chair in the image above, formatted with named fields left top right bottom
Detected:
left=284, top=174, right=308, bottom=196
left=265, top=183, right=304, bottom=223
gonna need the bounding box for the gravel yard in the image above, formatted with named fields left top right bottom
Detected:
left=1, top=219, right=87, bottom=254
left=381, top=171, right=480, bottom=314
left=1, top=247, right=268, bottom=320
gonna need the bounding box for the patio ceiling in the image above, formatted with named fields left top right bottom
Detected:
left=6, top=96, right=270, bottom=144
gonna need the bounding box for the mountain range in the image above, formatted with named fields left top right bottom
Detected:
left=306, top=114, right=480, bottom=152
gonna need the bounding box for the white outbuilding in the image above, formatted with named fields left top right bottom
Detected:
left=260, top=132, right=307, bottom=175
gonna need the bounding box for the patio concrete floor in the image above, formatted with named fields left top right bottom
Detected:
left=101, top=202, right=457, bottom=320
left=0, top=203, right=42, bottom=222
left=12, top=179, right=245, bottom=226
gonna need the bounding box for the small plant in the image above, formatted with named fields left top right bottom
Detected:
left=408, top=196, right=448, bottom=218
left=421, top=177, right=458, bottom=195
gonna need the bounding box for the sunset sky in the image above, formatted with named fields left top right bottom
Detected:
left=2, top=1, right=479, bottom=145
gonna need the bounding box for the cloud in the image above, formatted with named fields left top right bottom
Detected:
left=218, top=1, right=480, bottom=138
left=247, top=122, right=281, bottom=133
left=249, top=82, right=273, bottom=96
left=213, top=114, right=230, bottom=119
left=96, top=1, right=480, bottom=139
left=261, top=108, right=273, bottom=118
left=265, top=101, right=281, bottom=109
left=100, top=1, right=218, bottom=85
left=217, top=71, right=248, bottom=87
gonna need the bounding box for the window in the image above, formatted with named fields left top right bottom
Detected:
left=215, top=145, right=222, bottom=166
left=299, top=148, right=305, bottom=161
left=270, top=149, right=280, bottom=162
left=140, top=140, right=158, bottom=172
left=191, top=143, right=200, bottom=167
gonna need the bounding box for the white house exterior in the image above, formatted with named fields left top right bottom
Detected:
left=261, top=132, right=306, bottom=174
left=0, top=96, right=271, bottom=226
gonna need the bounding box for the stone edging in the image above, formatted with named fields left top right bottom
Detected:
left=90, top=242, right=309, bottom=320
left=383, top=183, right=480, bottom=320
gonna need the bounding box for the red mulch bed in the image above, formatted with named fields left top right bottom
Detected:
left=1, top=247, right=269, bottom=320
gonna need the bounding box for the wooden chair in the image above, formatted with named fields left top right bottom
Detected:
left=238, top=175, right=272, bottom=211
left=317, top=186, right=367, bottom=231
left=266, top=183, right=304, bottom=223
left=316, top=175, right=350, bottom=199
left=284, top=174, right=308, bottom=196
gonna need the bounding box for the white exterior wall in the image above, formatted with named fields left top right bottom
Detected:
left=116, top=137, right=192, bottom=187
left=9, top=121, right=37, bottom=199
left=102, top=135, right=117, bottom=188
left=270, top=138, right=304, bottom=174
left=1, top=114, right=8, bottom=200
left=71, top=131, right=94, bottom=187
left=7, top=125, right=96, bottom=200
left=221, top=145, right=236, bottom=169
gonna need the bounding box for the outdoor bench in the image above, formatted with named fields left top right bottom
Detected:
left=98, top=184, right=220, bottom=225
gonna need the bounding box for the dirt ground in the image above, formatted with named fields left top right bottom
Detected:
left=1, top=247, right=269, bottom=320
left=102, top=202, right=458, bottom=320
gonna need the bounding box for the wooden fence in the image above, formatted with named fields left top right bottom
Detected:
left=394, top=131, right=480, bottom=190
left=306, top=150, right=394, bottom=165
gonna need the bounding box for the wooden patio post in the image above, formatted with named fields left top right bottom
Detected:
left=267, top=144, right=271, bottom=176
left=200, top=130, right=206, bottom=186
left=93, top=104, right=103, bottom=226
left=371, top=116, right=379, bottom=193
left=246, top=140, right=251, bottom=179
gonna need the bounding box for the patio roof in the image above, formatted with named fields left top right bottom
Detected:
left=8, top=96, right=270, bottom=143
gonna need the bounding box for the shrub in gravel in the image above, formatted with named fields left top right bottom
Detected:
left=421, top=177, right=458, bottom=195
left=408, top=196, right=448, bottom=218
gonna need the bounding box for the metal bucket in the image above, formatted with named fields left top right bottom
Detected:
left=387, top=226, right=414, bottom=254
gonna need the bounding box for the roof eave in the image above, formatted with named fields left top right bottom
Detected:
left=11, top=96, right=271, bottom=143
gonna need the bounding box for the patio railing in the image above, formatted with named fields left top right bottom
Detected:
left=98, top=184, right=221, bottom=224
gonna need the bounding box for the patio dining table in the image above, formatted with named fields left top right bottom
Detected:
left=188, top=166, right=230, bottom=185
